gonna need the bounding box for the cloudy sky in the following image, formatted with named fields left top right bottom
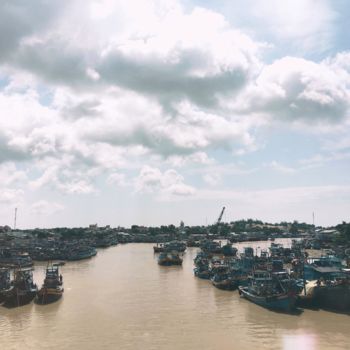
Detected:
left=1, top=0, right=350, bottom=228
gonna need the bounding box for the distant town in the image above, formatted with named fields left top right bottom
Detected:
left=0, top=219, right=349, bottom=265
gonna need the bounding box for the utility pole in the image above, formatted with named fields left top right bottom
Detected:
left=14, top=208, right=17, bottom=230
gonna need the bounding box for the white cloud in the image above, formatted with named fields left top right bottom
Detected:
left=135, top=165, right=195, bottom=196
left=251, top=0, right=336, bottom=53
left=107, top=172, right=129, bottom=187
left=194, top=185, right=350, bottom=205
left=165, top=152, right=214, bottom=167
left=0, top=188, right=24, bottom=205
left=268, top=161, right=296, bottom=174
left=233, top=56, right=350, bottom=126
left=0, top=162, right=27, bottom=186
left=30, top=200, right=64, bottom=216
left=220, top=0, right=337, bottom=55
left=203, top=173, right=221, bottom=186
left=0, top=0, right=348, bottom=227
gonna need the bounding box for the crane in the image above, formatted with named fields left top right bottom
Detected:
left=216, top=206, right=225, bottom=225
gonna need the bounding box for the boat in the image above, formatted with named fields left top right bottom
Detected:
left=3, top=267, right=37, bottom=308
left=222, top=242, right=238, bottom=257
left=164, top=241, right=186, bottom=253
left=297, top=271, right=350, bottom=311
left=211, top=265, right=238, bottom=290
left=238, top=270, right=297, bottom=312
left=153, top=243, right=164, bottom=253
left=193, top=252, right=211, bottom=279
left=0, top=268, right=11, bottom=304
left=36, top=262, right=64, bottom=304
left=158, top=252, right=183, bottom=266
left=66, top=246, right=97, bottom=261
left=200, top=240, right=222, bottom=255
left=303, top=256, right=345, bottom=280
left=0, top=249, right=33, bottom=268
left=194, top=267, right=212, bottom=279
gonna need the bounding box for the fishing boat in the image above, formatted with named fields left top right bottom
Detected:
left=158, top=252, right=183, bottom=266
left=66, top=246, right=97, bottom=261
left=164, top=241, right=186, bottom=253
left=222, top=243, right=238, bottom=257
left=297, top=271, right=350, bottom=311
left=3, top=267, right=37, bottom=308
left=153, top=243, right=164, bottom=253
left=193, top=252, right=211, bottom=279
left=0, top=249, right=33, bottom=268
left=211, top=265, right=238, bottom=290
left=238, top=270, right=297, bottom=312
left=36, top=263, right=64, bottom=304
left=0, top=268, right=11, bottom=304
left=200, top=240, right=222, bottom=255
left=303, top=256, right=345, bottom=280
left=194, top=267, right=212, bottom=279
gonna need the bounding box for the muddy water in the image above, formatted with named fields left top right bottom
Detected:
left=0, top=240, right=349, bottom=350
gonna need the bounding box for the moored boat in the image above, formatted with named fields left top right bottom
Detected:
left=297, top=272, right=350, bottom=311
left=3, top=267, right=37, bottom=308
left=238, top=270, right=297, bottom=312
left=66, top=246, right=97, bottom=261
left=158, top=252, right=183, bottom=266
left=36, top=263, right=64, bottom=305
left=0, top=249, right=33, bottom=268
left=153, top=243, right=164, bottom=253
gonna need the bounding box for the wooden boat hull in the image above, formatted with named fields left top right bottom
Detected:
left=67, top=250, right=97, bottom=261
left=36, top=287, right=64, bottom=305
left=298, top=284, right=350, bottom=311
left=314, top=285, right=350, bottom=310
left=3, top=288, right=37, bottom=308
left=239, top=286, right=296, bottom=312
left=158, top=260, right=182, bottom=266
left=194, top=268, right=211, bottom=279
left=212, top=279, right=238, bottom=291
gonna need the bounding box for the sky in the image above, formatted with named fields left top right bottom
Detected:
left=0, top=0, right=350, bottom=228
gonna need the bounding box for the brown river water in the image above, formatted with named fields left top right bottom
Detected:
left=0, top=240, right=349, bottom=350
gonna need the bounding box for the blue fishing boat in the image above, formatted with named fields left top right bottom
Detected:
left=158, top=252, right=183, bottom=266
left=303, top=256, right=345, bottom=280
left=66, top=246, right=97, bottom=261
left=222, top=243, right=238, bottom=257
left=0, top=249, right=33, bottom=268
left=194, top=267, right=212, bottom=279
left=164, top=241, right=186, bottom=253
left=193, top=252, right=211, bottom=279
left=238, top=270, right=297, bottom=312
left=211, top=265, right=238, bottom=290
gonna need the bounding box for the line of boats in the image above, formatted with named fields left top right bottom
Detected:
left=193, top=241, right=350, bottom=313
left=0, top=246, right=98, bottom=269
left=0, top=263, right=64, bottom=308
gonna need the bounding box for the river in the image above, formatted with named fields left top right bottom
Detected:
left=0, top=240, right=349, bottom=350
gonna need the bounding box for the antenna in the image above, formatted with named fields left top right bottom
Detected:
left=14, top=208, right=17, bottom=230
left=312, top=212, right=315, bottom=226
